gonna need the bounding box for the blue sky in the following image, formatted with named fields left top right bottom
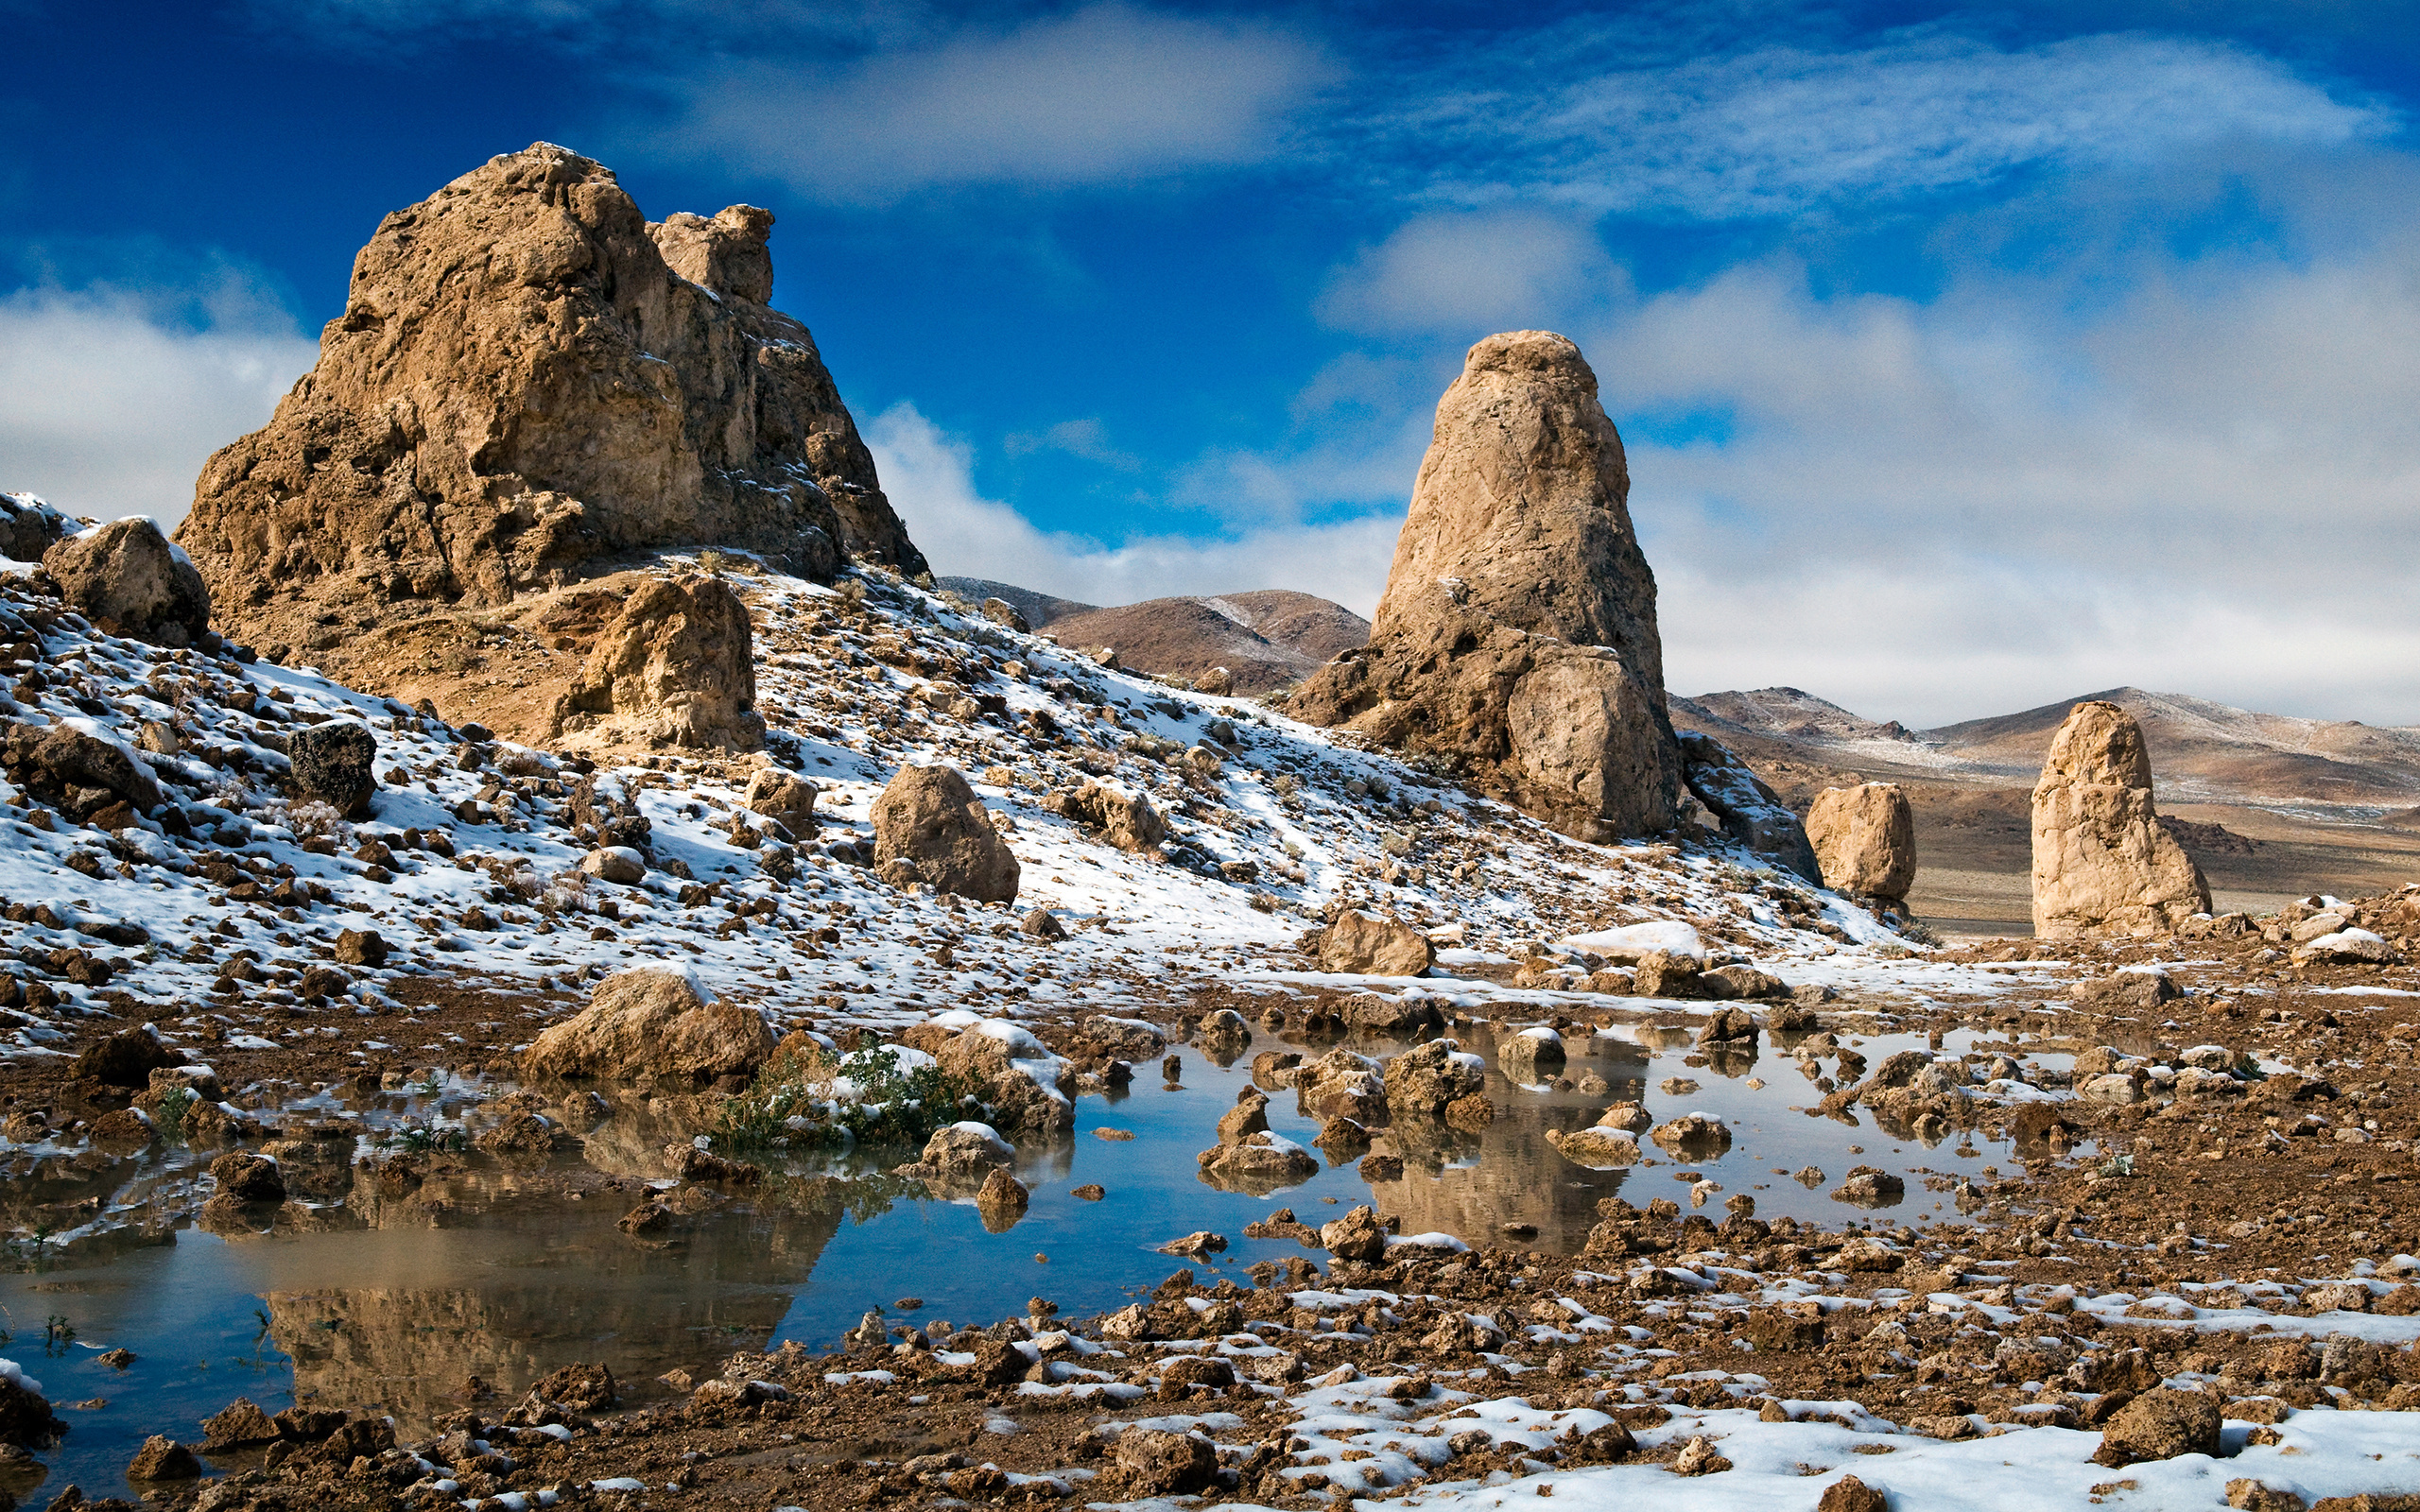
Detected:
left=6, top=0, right=2420, bottom=725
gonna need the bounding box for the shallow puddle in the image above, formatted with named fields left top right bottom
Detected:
left=0, top=1016, right=2088, bottom=1497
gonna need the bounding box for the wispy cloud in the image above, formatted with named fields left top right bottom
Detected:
left=0, top=258, right=317, bottom=525
left=1315, top=208, right=1622, bottom=336
left=866, top=402, right=1400, bottom=611
left=640, top=4, right=1334, bottom=203
left=1358, top=28, right=2394, bottom=219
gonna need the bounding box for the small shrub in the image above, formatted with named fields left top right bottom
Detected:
left=715, top=1042, right=983, bottom=1153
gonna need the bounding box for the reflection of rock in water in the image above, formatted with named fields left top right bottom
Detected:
left=266, top=1157, right=849, bottom=1431
left=1374, top=1037, right=1650, bottom=1255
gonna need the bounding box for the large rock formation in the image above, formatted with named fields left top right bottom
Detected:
left=2031, top=701, right=2212, bottom=938
left=1290, top=332, right=1681, bottom=839
left=551, top=573, right=761, bottom=749
left=871, top=765, right=1021, bottom=902
left=1806, top=782, right=1917, bottom=902
left=176, top=143, right=925, bottom=669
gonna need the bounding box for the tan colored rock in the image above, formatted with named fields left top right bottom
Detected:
left=743, top=766, right=821, bottom=836
left=551, top=573, right=760, bottom=749
left=1291, top=331, right=1681, bottom=840
left=1806, top=782, right=1917, bottom=901
left=1045, top=780, right=1165, bottom=851
left=177, top=143, right=924, bottom=664
left=522, top=968, right=774, bottom=1085
left=1317, top=910, right=1435, bottom=976
left=872, top=765, right=1020, bottom=902
left=2031, top=701, right=2211, bottom=938
left=43, top=517, right=211, bottom=646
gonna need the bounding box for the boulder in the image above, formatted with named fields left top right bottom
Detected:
left=1633, top=950, right=1703, bottom=999
left=1196, top=1130, right=1319, bottom=1194
left=126, top=1435, right=201, bottom=1481
left=1291, top=332, right=1682, bottom=840
left=742, top=767, right=820, bottom=836
left=1382, top=1040, right=1485, bottom=1120
left=200, top=1398, right=280, bottom=1448
left=0, top=490, right=72, bottom=563
left=1194, top=1008, right=1252, bottom=1059
left=210, top=1151, right=286, bottom=1204
left=1294, top=1049, right=1388, bottom=1123
left=1703, top=964, right=1786, bottom=1001
left=1215, top=1094, right=1271, bottom=1146
left=921, top=1122, right=1015, bottom=1182
left=2093, top=1386, right=2221, bottom=1468
left=552, top=574, right=762, bottom=749
left=288, top=719, right=377, bottom=817
left=1650, top=1112, right=1732, bottom=1155
left=1115, top=1427, right=1218, bottom=1496
left=1340, top=991, right=1443, bottom=1036
left=334, top=928, right=389, bottom=967
left=1317, top=910, right=1435, bottom=976
left=1806, top=782, right=1917, bottom=902
left=530, top=1362, right=619, bottom=1412
left=929, top=1020, right=1073, bottom=1138
left=3, top=721, right=162, bottom=815
left=521, top=968, right=774, bottom=1085
left=2294, top=928, right=2395, bottom=966
left=1547, top=1126, right=1641, bottom=1167
left=1321, top=1204, right=1388, bottom=1262
left=1680, top=733, right=1819, bottom=881
left=176, top=145, right=925, bottom=670
left=1498, top=1027, right=1566, bottom=1083
left=1696, top=1006, right=1760, bottom=1046
left=579, top=846, right=648, bottom=885
left=43, top=517, right=212, bottom=646
left=1045, top=780, right=1166, bottom=851
left=72, top=1027, right=176, bottom=1088
left=0, top=1361, right=63, bottom=1449
left=979, top=596, right=1029, bottom=632
left=872, top=765, right=1019, bottom=903
left=976, top=1167, right=1029, bottom=1232
left=2031, top=701, right=2211, bottom=938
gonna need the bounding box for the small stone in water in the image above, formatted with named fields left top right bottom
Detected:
left=1072, top=1184, right=1106, bottom=1200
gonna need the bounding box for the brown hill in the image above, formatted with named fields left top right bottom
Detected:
left=1197, top=591, right=1371, bottom=666
left=935, top=577, right=1098, bottom=629
left=939, top=581, right=1371, bottom=695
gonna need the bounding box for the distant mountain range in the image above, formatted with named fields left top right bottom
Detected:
left=936, top=578, right=1369, bottom=694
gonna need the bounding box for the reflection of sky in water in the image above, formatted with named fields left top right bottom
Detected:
left=0, top=1021, right=2088, bottom=1498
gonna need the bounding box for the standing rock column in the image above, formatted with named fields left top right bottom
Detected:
left=1806, top=782, right=1917, bottom=903
left=2031, top=701, right=2211, bottom=938
left=551, top=574, right=762, bottom=750
left=1291, top=331, right=1681, bottom=840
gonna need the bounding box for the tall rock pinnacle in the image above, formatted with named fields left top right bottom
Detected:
left=1291, top=331, right=1683, bottom=840
left=177, top=143, right=926, bottom=667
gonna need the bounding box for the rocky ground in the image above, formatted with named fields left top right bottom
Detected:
left=3, top=545, right=2419, bottom=1508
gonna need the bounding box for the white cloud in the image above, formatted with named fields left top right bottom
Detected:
left=1316, top=209, right=1622, bottom=336
left=866, top=402, right=1400, bottom=613
left=1372, top=29, right=2393, bottom=219
left=0, top=275, right=317, bottom=526
left=645, top=4, right=1333, bottom=203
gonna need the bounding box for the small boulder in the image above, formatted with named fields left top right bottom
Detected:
left=43, top=517, right=211, bottom=646
left=1194, top=1008, right=1252, bottom=1058
left=873, top=765, right=1020, bottom=903
left=201, top=1398, right=279, bottom=1448
left=1696, top=1005, right=1759, bottom=1046
left=334, top=928, right=389, bottom=967
left=922, top=1122, right=1015, bottom=1182
left=2094, top=1387, right=2221, bottom=1468
left=1317, top=910, right=1436, bottom=976
left=976, top=1167, right=1029, bottom=1231
left=1045, top=780, right=1166, bottom=851
left=579, top=846, right=648, bottom=885
left=210, top=1151, right=285, bottom=1204
left=1681, top=733, right=1820, bottom=882
left=743, top=766, right=820, bottom=836
left=979, top=597, right=1029, bottom=632
left=1021, top=907, right=1067, bottom=941
left=1547, top=1126, right=1640, bottom=1168
left=1115, top=1427, right=1218, bottom=1496
left=1197, top=1130, right=1319, bottom=1194
left=1382, top=1040, right=1485, bottom=1120
left=1633, top=950, right=1703, bottom=999
left=521, top=968, right=774, bottom=1085
left=4, top=721, right=162, bottom=814
left=1650, top=1112, right=1732, bottom=1155
left=288, top=719, right=378, bottom=817
left=1498, top=1027, right=1566, bottom=1084
left=1321, top=1204, right=1389, bottom=1262
left=530, top=1362, right=619, bottom=1412
left=1818, top=1474, right=1890, bottom=1512
left=72, top=1027, right=176, bottom=1089
left=1215, top=1094, right=1270, bottom=1146
left=126, top=1435, right=201, bottom=1481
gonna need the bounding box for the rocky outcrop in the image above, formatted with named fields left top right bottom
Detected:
left=872, top=765, right=1020, bottom=902
left=3, top=720, right=163, bottom=818
left=743, top=766, right=821, bottom=836
left=1678, top=733, right=1818, bottom=881
left=1806, top=782, right=1916, bottom=902
left=1315, top=910, right=1436, bottom=976
left=0, top=491, right=73, bottom=564
left=1045, top=780, right=1165, bottom=852
left=1289, top=332, right=1681, bottom=840
left=521, top=968, right=774, bottom=1085
left=551, top=574, right=761, bottom=749
left=43, top=518, right=212, bottom=647
left=2031, top=701, right=2211, bottom=938
left=177, top=143, right=925, bottom=667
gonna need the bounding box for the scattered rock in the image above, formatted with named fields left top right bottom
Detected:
left=1382, top=1040, right=1485, bottom=1120
left=1115, top=1427, right=1218, bottom=1496
left=1680, top=733, right=1820, bottom=881
left=125, top=1435, right=200, bottom=1481
left=333, top=928, right=389, bottom=967
left=921, top=1122, right=1015, bottom=1183
left=288, top=719, right=377, bottom=817
left=1498, top=1027, right=1566, bottom=1083
left=201, top=1398, right=279, bottom=1448
left=1650, top=1112, right=1731, bottom=1155
left=210, top=1151, right=285, bottom=1204
left=1044, top=780, right=1166, bottom=852
left=976, top=1167, right=1029, bottom=1232
left=71, top=1027, right=175, bottom=1089
left=872, top=765, right=1020, bottom=903
left=2094, top=1386, right=2221, bottom=1467
left=1197, top=1131, right=1320, bottom=1195
left=1320, top=1205, right=1388, bottom=1263
left=742, top=767, right=821, bottom=836
left=1547, top=1127, right=1641, bottom=1167
left=1021, top=907, right=1067, bottom=941
left=579, top=846, right=648, bottom=885
left=530, top=1362, right=618, bottom=1412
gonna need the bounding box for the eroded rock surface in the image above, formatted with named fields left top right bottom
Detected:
left=2032, top=701, right=2212, bottom=938
left=177, top=142, right=924, bottom=670
left=1291, top=331, right=1681, bottom=840
left=872, top=765, right=1020, bottom=903
left=522, top=968, right=774, bottom=1085
left=1806, top=782, right=1917, bottom=902
left=552, top=573, right=762, bottom=750
left=43, top=517, right=212, bottom=647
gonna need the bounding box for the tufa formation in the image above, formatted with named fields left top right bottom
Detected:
left=177, top=143, right=925, bottom=670
left=1291, top=332, right=1681, bottom=840
left=2031, top=700, right=2212, bottom=938
left=1806, top=782, right=1917, bottom=904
